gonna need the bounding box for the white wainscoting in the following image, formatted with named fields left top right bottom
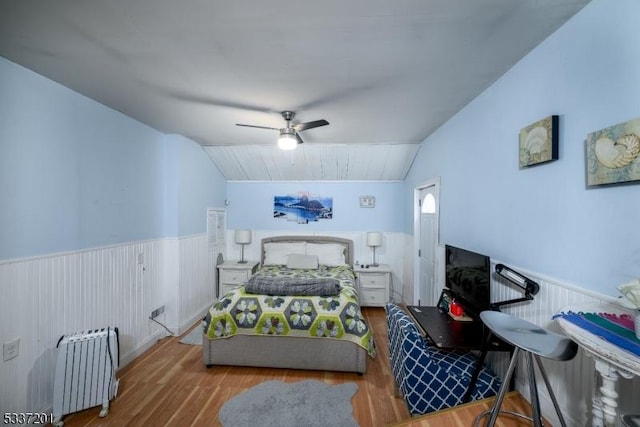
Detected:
left=0, top=234, right=218, bottom=416
left=3, top=231, right=637, bottom=424
left=487, top=265, right=640, bottom=426
left=175, top=234, right=221, bottom=333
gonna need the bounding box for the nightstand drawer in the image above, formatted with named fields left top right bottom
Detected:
left=359, top=273, right=389, bottom=288
left=361, top=288, right=387, bottom=306
left=354, top=265, right=391, bottom=307
left=217, top=262, right=258, bottom=299
left=220, top=269, right=250, bottom=284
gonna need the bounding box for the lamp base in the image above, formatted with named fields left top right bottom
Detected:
left=237, top=244, right=248, bottom=264
left=370, top=247, right=379, bottom=268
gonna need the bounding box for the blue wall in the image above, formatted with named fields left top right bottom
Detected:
left=166, top=134, right=227, bottom=237
left=0, top=58, right=226, bottom=260
left=226, top=181, right=405, bottom=232
left=404, top=0, right=640, bottom=296
left=3, top=0, right=639, bottom=297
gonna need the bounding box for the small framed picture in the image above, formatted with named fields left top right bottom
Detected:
left=586, top=117, right=640, bottom=186
left=359, top=195, right=375, bottom=208
left=519, top=115, right=559, bottom=168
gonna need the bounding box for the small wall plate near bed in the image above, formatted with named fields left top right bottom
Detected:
left=359, top=195, right=375, bottom=208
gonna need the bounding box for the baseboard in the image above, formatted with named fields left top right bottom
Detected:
left=175, top=305, right=211, bottom=336
left=119, top=328, right=168, bottom=369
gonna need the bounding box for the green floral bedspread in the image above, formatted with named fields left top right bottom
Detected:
left=206, top=264, right=376, bottom=357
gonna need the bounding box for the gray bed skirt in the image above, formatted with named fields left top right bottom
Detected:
left=202, top=333, right=368, bottom=373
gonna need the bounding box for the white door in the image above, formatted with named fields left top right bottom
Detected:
left=416, top=181, right=439, bottom=306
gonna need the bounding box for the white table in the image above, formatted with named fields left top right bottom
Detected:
left=354, top=264, right=391, bottom=307
left=555, top=302, right=640, bottom=427
left=217, top=261, right=259, bottom=297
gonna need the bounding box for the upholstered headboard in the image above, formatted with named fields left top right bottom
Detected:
left=261, top=236, right=354, bottom=266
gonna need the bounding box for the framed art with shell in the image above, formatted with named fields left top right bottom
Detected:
left=586, top=117, right=640, bottom=187
left=519, top=115, right=559, bottom=168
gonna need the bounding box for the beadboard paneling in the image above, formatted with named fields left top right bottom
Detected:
left=176, top=234, right=221, bottom=333
left=205, top=144, right=419, bottom=181
left=2, top=233, right=637, bottom=425
left=0, top=235, right=217, bottom=416
left=487, top=263, right=637, bottom=426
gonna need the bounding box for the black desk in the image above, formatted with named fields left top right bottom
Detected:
left=406, top=305, right=512, bottom=402
left=406, top=306, right=509, bottom=351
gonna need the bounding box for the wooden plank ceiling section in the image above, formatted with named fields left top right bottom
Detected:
left=204, top=144, right=420, bottom=181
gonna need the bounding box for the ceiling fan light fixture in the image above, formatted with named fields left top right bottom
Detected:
left=278, top=129, right=297, bottom=150
left=237, top=110, right=328, bottom=150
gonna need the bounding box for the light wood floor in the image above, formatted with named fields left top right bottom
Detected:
left=390, top=392, right=540, bottom=426
left=58, top=307, right=536, bottom=427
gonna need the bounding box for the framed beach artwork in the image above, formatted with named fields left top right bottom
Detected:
left=586, top=117, right=640, bottom=187
left=519, top=115, right=559, bottom=168
left=273, top=192, right=333, bottom=224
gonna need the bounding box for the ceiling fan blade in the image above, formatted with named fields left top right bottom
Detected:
left=296, top=133, right=304, bottom=145
left=236, top=124, right=278, bottom=130
left=293, top=119, right=329, bottom=132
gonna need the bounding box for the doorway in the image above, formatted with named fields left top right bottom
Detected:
left=414, top=178, right=440, bottom=306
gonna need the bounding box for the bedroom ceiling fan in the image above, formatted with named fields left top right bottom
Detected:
left=236, top=111, right=329, bottom=150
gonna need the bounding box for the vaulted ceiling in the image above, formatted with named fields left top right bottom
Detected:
left=0, top=0, right=590, bottom=180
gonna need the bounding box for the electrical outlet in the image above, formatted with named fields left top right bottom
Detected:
left=3, top=338, right=19, bottom=362
left=151, top=305, right=165, bottom=319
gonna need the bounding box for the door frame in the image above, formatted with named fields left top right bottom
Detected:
left=413, top=177, right=440, bottom=305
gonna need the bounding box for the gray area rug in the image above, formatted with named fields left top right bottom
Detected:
left=179, top=324, right=203, bottom=345
left=219, top=380, right=359, bottom=427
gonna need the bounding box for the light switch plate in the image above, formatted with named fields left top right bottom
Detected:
left=359, top=195, right=375, bottom=208
left=3, top=338, right=19, bottom=361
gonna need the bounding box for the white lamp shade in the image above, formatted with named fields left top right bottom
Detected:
left=234, top=229, right=252, bottom=244
left=277, top=134, right=297, bottom=150
left=366, top=232, right=382, bottom=247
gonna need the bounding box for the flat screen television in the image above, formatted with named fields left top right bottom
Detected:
left=444, top=244, right=491, bottom=317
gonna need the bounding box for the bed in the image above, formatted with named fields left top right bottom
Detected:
left=202, top=236, right=375, bottom=373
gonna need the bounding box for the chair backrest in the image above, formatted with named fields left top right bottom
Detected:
left=385, top=303, right=502, bottom=416
left=386, top=304, right=407, bottom=383
left=385, top=304, right=427, bottom=385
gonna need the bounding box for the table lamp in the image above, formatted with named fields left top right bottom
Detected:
left=366, top=232, right=382, bottom=267
left=234, top=229, right=252, bottom=264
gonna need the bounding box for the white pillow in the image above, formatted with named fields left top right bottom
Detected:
left=286, top=254, right=319, bottom=269
left=263, top=242, right=306, bottom=265
left=306, top=243, right=346, bottom=266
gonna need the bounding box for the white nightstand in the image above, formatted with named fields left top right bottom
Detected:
left=354, top=264, right=392, bottom=307
left=217, top=261, right=259, bottom=297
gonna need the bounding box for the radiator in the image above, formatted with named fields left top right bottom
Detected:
left=52, top=327, right=120, bottom=427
